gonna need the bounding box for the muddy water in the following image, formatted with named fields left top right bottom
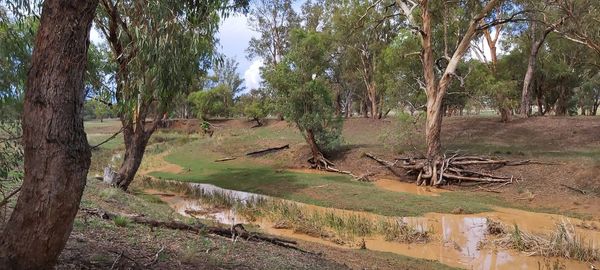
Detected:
left=373, top=178, right=448, bottom=196
left=145, top=186, right=597, bottom=270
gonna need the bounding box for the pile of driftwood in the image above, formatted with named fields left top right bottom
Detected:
left=364, top=152, right=547, bottom=186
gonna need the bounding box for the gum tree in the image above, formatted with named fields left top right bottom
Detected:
left=95, top=0, right=247, bottom=190
left=263, top=29, right=343, bottom=169
left=0, top=0, right=97, bottom=268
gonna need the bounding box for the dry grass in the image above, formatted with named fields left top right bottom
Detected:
left=485, top=219, right=599, bottom=263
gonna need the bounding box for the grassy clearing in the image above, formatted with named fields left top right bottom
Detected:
left=150, top=140, right=584, bottom=217
left=142, top=178, right=430, bottom=244
left=485, top=219, right=600, bottom=263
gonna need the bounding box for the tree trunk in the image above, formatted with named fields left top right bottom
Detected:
left=555, top=86, right=568, bottom=116
left=0, top=1, right=97, bottom=269
left=362, top=100, right=369, bottom=118
left=520, top=18, right=565, bottom=116
left=304, top=129, right=332, bottom=169
left=425, top=97, right=443, bottom=160
left=114, top=123, right=152, bottom=190
left=367, top=83, right=378, bottom=119
left=500, top=107, right=511, bottom=122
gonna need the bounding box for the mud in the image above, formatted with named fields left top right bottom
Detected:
left=373, top=178, right=448, bottom=196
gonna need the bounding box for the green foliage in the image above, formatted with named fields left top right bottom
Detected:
left=0, top=10, right=36, bottom=118
left=188, top=84, right=231, bottom=119
left=237, top=88, right=273, bottom=122
left=264, top=29, right=343, bottom=153
left=95, top=1, right=248, bottom=122
left=246, top=0, right=300, bottom=67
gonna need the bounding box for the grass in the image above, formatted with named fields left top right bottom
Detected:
left=113, top=215, right=130, bottom=227
left=142, top=177, right=431, bottom=244
left=486, top=219, right=600, bottom=263
left=149, top=140, right=581, bottom=217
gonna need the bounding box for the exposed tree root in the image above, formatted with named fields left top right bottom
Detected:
left=307, top=156, right=368, bottom=181
left=80, top=208, right=301, bottom=250
left=364, top=152, right=540, bottom=186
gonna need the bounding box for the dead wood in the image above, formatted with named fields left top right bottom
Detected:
left=363, top=153, right=406, bottom=177
left=560, top=184, right=588, bottom=195
left=214, top=157, right=236, bottom=162
left=246, top=144, right=290, bottom=156
left=0, top=185, right=22, bottom=208
left=363, top=152, right=533, bottom=186
left=81, top=208, right=299, bottom=250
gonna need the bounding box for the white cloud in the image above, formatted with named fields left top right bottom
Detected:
left=244, top=59, right=264, bottom=90
left=90, top=27, right=103, bottom=45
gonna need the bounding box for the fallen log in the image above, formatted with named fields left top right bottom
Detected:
left=246, top=144, right=290, bottom=156
left=214, top=157, right=236, bottom=162
left=81, top=208, right=299, bottom=250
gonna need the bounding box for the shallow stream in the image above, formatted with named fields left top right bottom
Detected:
left=145, top=182, right=598, bottom=270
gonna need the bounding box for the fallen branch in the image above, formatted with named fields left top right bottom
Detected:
left=364, top=153, right=406, bottom=177
left=0, top=186, right=22, bottom=208
left=90, top=127, right=124, bottom=150
left=476, top=185, right=503, bottom=193
left=214, top=157, right=236, bottom=162
left=144, top=246, right=165, bottom=267
left=81, top=208, right=299, bottom=250
left=246, top=144, right=290, bottom=156
left=560, top=184, right=588, bottom=195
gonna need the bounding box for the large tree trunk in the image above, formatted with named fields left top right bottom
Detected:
left=0, top=0, right=97, bottom=268
left=114, top=120, right=154, bottom=191
left=425, top=98, right=443, bottom=160
left=304, top=129, right=333, bottom=169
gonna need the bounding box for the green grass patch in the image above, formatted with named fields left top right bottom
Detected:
left=148, top=140, right=589, bottom=219
left=113, top=215, right=130, bottom=227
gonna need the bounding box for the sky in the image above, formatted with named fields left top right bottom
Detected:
left=216, top=14, right=263, bottom=91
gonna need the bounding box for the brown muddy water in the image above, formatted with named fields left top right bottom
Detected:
left=373, top=178, right=449, bottom=196
left=145, top=183, right=598, bottom=270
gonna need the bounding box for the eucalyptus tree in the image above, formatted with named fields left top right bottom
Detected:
left=247, top=0, right=300, bottom=67
left=212, top=57, right=246, bottom=99
left=555, top=0, right=600, bottom=55
left=246, top=0, right=299, bottom=119
left=329, top=0, right=398, bottom=119
left=389, top=0, right=506, bottom=184
left=0, top=0, right=97, bottom=268
left=516, top=1, right=566, bottom=116
left=263, top=29, right=343, bottom=169
left=95, top=0, right=247, bottom=190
